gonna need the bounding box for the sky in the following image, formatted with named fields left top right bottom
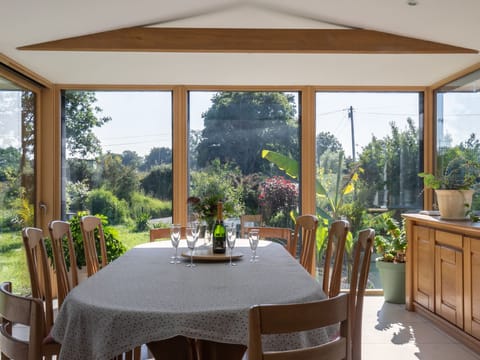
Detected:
left=2, top=89, right=480, bottom=158
left=93, top=90, right=423, bottom=158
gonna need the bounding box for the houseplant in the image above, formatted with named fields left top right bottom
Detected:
left=46, top=211, right=126, bottom=271
left=373, top=214, right=407, bottom=304
left=418, top=156, right=480, bottom=220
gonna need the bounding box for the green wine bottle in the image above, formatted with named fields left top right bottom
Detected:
left=212, top=201, right=226, bottom=254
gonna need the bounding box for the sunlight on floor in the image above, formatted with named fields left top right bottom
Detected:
left=362, top=296, right=480, bottom=360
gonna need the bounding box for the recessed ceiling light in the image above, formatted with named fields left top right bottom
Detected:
left=407, top=0, right=418, bottom=5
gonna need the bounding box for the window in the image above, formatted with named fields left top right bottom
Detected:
left=435, top=69, right=480, bottom=210
left=61, top=90, right=173, bottom=233
left=0, top=72, right=37, bottom=294
left=316, top=91, right=423, bottom=288
left=188, top=91, right=300, bottom=232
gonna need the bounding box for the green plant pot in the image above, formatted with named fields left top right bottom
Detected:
left=376, top=258, right=405, bottom=304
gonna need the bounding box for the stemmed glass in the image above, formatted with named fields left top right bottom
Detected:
left=190, top=221, right=200, bottom=246
left=169, top=224, right=181, bottom=264
left=186, top=225, right=198, bottom=268
left=248, top=228, right=259, bottom=263
left=227, top=224, right=237, bottom=266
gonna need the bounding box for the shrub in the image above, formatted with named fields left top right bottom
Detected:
left=66, top=180, right=89, bottom=213
left=133, top=213, right=150, bottom=232
left=86, top=188, right=129, bottom=225
left=259, top=176, right=298, bottom=227
left=129, top=192, right=171, bottom=219
left=46, top=211, right=126, bottom=270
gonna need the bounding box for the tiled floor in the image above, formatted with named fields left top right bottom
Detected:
left=362, top=296, right=480, bottom=360
left=140, top=296, right=480, bottom=359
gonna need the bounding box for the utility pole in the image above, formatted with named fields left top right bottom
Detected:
left=348, top=106, right=356, bottom=162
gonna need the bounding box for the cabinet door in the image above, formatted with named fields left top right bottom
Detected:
left=435, top=231, right=464, bottom=328
left=412, top=225, right=435, bottom=310
left=464, top=237, right=480, bottom=339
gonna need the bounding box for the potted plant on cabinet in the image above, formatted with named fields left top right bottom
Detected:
left=418, top=156, right=480, bottom=220
left=374, top=214, right=407, bottom=304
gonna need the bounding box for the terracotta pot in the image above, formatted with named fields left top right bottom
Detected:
left=435, top=189, right=475, bottom=220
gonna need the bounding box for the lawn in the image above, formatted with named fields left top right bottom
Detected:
left=0, top=226, right=152, bottom=296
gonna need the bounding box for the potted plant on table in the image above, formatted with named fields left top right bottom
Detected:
left=418, top=156, right=480, bottom=220
left=373, top=214, right=407, bottom=304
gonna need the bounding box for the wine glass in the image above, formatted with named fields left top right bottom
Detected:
left=170, top=224, right=181, bottom=264
left=186, top=226, right=198, bottom=268
left=227, top=224, right=237, bottom=266
left=190, top=221, right=200, bottom=246
left=248, top=228, right=259, bottom=263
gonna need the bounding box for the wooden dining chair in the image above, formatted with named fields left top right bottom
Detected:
left=240, top=214, right=263, bottom=238
left=48, top=220, right=79, bottom=308
left=0, top=281, right=61, bottom=360
left=80, top=215, right=108, bottom=277
left=250, top=226, right=295, bottom=257
left=349, top=228, right=375, bottom=360
left=248, top=293, right=351, bottom=360
left=21, top=227, right=55, bottom=335
left=323, top=219, right=350, bottom=298
left=291, top=214, right=319, bottom=277
left=150, top=226, right=186, bottom=241
left=79, top=216, right=142, bottom=360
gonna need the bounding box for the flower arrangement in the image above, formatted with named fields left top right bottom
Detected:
left=187, top=194, right=236, bottom=229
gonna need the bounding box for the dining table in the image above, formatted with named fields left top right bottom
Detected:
left=51, top=239, right=332, bottom=360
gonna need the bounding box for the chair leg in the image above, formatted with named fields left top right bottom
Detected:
left=133, top=345, right=141, bottom=360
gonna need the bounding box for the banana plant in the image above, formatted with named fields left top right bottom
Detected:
left=262, top=149, right=360, bottom=257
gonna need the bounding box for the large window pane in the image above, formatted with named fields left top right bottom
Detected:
left=61, top=90, right=172, bottom=244
left=435, top=69, right=480, bottom=212
left=0, top=75, right=36, bottom=294
left=316, top=92, right=423, bottom=288
left=188, top=91, right=300, bottom=234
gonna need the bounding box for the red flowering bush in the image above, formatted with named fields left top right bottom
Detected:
left=259, top=176, right=298, bottom=226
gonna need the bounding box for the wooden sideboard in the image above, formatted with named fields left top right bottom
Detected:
left=403, top=213, right=480, bottom=353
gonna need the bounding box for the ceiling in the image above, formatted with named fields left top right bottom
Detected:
left=2, top=0, right=480, bottom=86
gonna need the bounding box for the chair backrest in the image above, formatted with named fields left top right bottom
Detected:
left=0, top=282, right=60, bottom=360
left=80, top=215, right=108, bottom=277
left=251, top=226, right=294, bottom=257
left=349, top=228, right=375, bottom=360
left=323, top=220, right=350, bottom=298
left=291, top=214, right=319, bottom=276
left=248, top=293, right=350, bottom=360
left=240, top=214, right=263, bottom=238
left=48, top=220, right=79, bottom=308
left=0, top=281, right=45, bottom=360
left=150, top=227, right=186, bottom=242
left=21, top=227, right=54, bottom=335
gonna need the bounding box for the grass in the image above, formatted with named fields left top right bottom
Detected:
left=0, top=231, right=31, bottom=295
left=0, top=226, right=155, bottom=296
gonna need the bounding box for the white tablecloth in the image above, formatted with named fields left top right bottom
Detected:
left=51, top=240, right=329, bottom=359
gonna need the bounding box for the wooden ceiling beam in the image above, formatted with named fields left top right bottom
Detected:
left=18, top=27, right=477, bottom=54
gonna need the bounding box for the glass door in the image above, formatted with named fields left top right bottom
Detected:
left=0, top=72, right=37, bottom=293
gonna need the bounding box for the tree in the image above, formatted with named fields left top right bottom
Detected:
left=142, top=147, right=172, bottom=171
left=98, top=152, right=139, bottom=201
left=122, top=150, right=142, bottom=169
left=316, top=132, right=343, bottom=162
left=358, top=118, right=420, bottom=210
left=0, top=147, right=20, bottom=181
left=196, top=92, right=298, bottom=174
left=63, top=91, right=111, bottom=158
left=141, top=164, right=172, bottom=200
